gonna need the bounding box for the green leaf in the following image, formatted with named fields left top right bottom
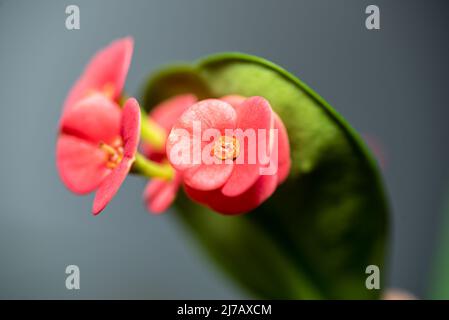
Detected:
left=141, top=53, right=389, bottom=299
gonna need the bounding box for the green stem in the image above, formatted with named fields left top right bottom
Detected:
left=132, top=153, right=174, bottom=180
left=139, top=110, right=166, bottom=151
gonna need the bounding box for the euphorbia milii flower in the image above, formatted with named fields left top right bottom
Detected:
left=166, top=96, right=291, bottom=214
left=142, top=94, right=197, bottom=213
left=62, top=37, right=133, bottom=113
left=56, top=94, right=141, bottom=215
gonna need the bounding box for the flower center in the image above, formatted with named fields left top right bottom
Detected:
left=100, top=137, right=124, bottom=169
left=212, top=136, right=240, bottom=161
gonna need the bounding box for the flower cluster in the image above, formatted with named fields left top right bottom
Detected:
left=56, top=37, right=291, bottom=216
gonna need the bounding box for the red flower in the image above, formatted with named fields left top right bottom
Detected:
left=56, top=95, right=141, bottom=215
left=62, top=37, right=133, bottom=114
left=166, top=96, right=291, bottom=214
left=142, top=94, right=197, bottom=213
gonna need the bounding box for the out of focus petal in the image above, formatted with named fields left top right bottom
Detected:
left=92, top=156, right=133, bottom=215
left=63, top=37, right=134, bottom=112
left=144, top=174, right=182, bottom=214
left=150, top=94, right=197, bottom=132
left=220, top=95, right=245, bottom=109
left=56, top=134, right=110, bottom=194
left=121, top=98, right=141, bottom=158
left=60, top=93, right=121, bottom=145
left=185, top=174, right=277, bottom=215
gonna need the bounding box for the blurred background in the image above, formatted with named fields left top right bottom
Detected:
left=0, top=0, right=448, bottom=299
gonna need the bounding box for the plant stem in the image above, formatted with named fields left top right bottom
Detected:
left=139, top=110, right=166, bottom=151
left=132, top=153, right=174, bottom=180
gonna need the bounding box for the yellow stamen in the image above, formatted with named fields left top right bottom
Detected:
left=212, top=136, right=240, bottom=160
left=99, top=138, right=124, bottom=169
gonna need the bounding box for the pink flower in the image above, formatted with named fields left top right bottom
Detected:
left=62, top=37, right=133, bottom=114
left=56, top=95, right=141, bottom=215
left=143, top=173, right=183, bottom=214
left=166, top=96, right=291, bottom=214
left=142, top=94, right=197, bottom=213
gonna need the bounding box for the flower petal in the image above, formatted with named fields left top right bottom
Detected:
left=183, top=161, right=234, bottom=191
left=143, top=174, right=182, bottom=214
left=221, top=97, right=274, bottom=197
left=60, top=93, right=121, bottom=145
left=150, top=94, right=197, bottom=132
left=220, top=95, right=245, bottom=108
left=121, top=98, right=141, bottom=158
left=235, top=96, right=273, bottom=131
left=63, top=37, right=134, bottom=112
left=56, top=134, right=110, bottom=194
left=92, top=156, right=133, bottom=215
left=172, top=99, right=236, bottom=133
left=185, top=174, right=278, bottom=215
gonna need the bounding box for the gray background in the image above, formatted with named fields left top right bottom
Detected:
left=0, top=0, right=448, bottom=299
